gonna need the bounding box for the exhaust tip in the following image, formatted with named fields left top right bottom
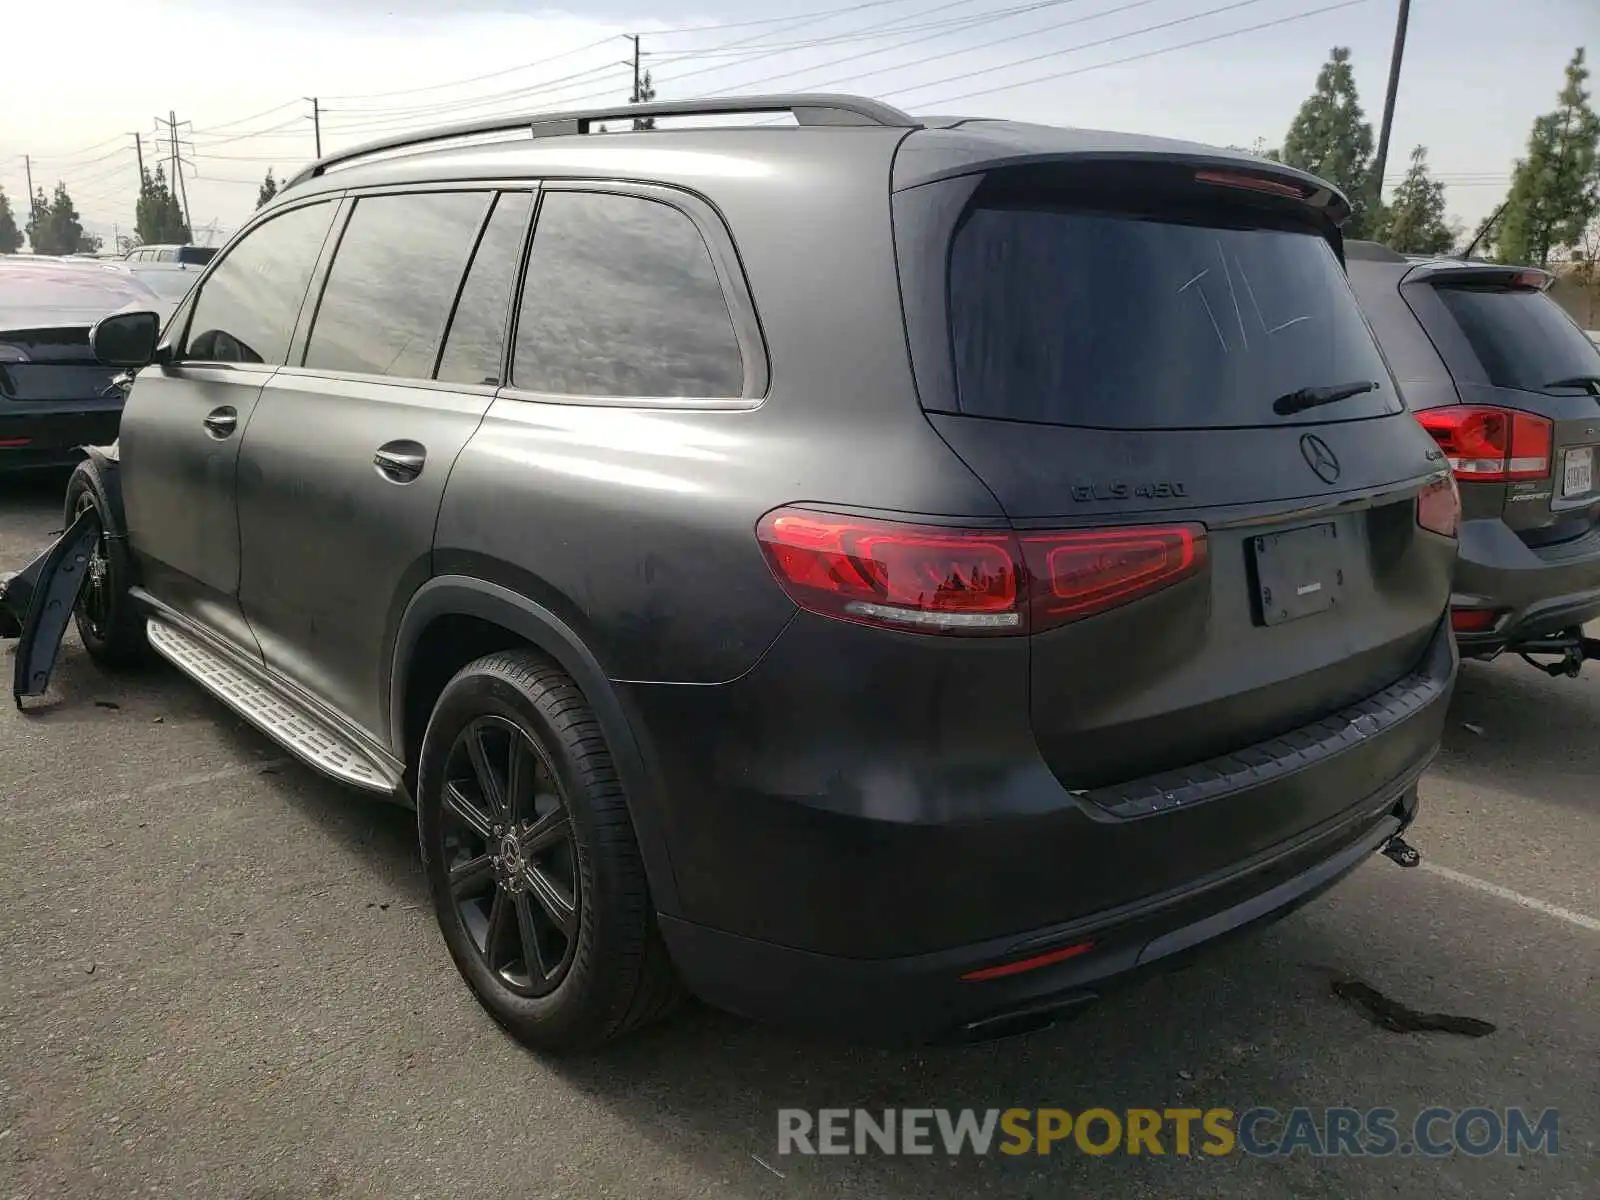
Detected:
left=947, top=993, right=1099, bottom=1045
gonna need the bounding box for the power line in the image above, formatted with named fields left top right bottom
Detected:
left=321, top=34, right=621, bottom=101
left=188, top=99, right=305, bottom=136
left=660, top=0, right=990, bottom=91
left=648, top=0, right=1074, bottom=61
left=720, top=0, right=1172, bottom=97
left=647, top=0, right=937, bottom=38
left=909, top=0, right=1368, bottom=106
left=876, top=0, right=1279, bottom=101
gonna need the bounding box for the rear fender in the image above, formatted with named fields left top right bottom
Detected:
left=391, top=576, right=682, bottom=915
left=0, top=504, right=102, bottom=706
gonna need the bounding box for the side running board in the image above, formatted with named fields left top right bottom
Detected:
left=145, top=616, right=402, bottom=794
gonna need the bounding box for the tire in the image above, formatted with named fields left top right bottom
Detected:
left=417, top=649, right=684, bottom=1052
left=62, top=461, right=149, bottom=668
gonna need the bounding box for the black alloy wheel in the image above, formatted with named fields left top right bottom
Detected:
left=441, top=715, right=581, bottom=997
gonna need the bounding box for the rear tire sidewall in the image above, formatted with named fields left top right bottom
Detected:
left=62, top=463, right=146, bottom=667
left=418, top=663, right=634, bottom=1049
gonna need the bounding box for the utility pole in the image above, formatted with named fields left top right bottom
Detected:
left=629, top=35, right=641, bottom=102
left=164, top=110, right=191, bottom=232
left=131, top=132, right=145, bottom=194
left=1371, top=0, right=1412, bottom=212
left=307, top=97, right=322, bottom=158
left=22, top=154, right=39, bottom=247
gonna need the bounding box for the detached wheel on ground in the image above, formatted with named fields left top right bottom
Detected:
left=62, top=460, right=149, bottom=667
left=417, top=649, right=684, bottom=1052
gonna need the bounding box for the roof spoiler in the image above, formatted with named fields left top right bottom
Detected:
left=1404, top=261, right=1554, bottom=291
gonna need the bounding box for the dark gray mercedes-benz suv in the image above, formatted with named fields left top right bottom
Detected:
left=2, top=95, right=1459, bottom=1050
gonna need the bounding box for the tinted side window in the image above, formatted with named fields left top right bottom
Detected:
left=513, top=191, right=743, bottom=398
left=436, top=191, right=532, bottom=386
left=304, top=191, right=489, bottom=379
left=184, top=202, right=335, bottom=365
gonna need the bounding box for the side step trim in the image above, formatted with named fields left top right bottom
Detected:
left=146, top=616, right=400, bottom=794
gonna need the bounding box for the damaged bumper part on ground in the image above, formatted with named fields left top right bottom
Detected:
left=0, top=503, right=102, bottom=706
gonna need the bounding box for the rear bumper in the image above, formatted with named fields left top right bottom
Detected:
left=0, top=405, right=122, bottom=472
left=1452, top=518, right=1600, bottom=654
left=622, top=611, right=1454, bottom=1039
left=662, top=781, right=1418, bottom=1044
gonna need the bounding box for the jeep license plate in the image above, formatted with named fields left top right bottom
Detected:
left=1562, top=448, right=1592, bottom=498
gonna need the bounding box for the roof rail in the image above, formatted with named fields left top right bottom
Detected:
left=283, top=93, right=919, bottom=190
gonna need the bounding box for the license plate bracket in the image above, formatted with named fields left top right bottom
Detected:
left=1251, top=522, right=1343, bottom=627
left=1562, top=447, right=1592, bottom=498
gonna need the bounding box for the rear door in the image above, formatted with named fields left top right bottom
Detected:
left=235, top=187, right=532, bottom=742
left=894, top=160, right=1454, bottom=791
left=1399, top=266, right=1600, bottom=544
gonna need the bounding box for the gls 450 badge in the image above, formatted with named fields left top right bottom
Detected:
left=1071, top=481, right=1189, bottom=502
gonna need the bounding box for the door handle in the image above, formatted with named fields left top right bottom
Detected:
left=373, top=442, right=426, bottom=483
left=203, top=407, right=238, bottom=437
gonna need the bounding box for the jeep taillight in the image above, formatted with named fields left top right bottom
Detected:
left=1414, top=406, right=1552, bottom=482
left=755, top=508, right=1206, bottom=635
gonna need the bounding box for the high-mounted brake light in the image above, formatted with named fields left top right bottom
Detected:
left=1415, top=474, right=1460, bottom=538
left=755, top=508, right=1207, bottom=636
left=1193, top=169, right=1307, bottom=200
left=1414, top=406, right=1551, bottom=483
left=1506, top=269, right=1550, bottom=292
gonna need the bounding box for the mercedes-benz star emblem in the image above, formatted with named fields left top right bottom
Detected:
left=1300, top=433, right=1341, bottom=484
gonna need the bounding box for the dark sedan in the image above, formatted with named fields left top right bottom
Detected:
left=0, top=258, right=170, bottom=472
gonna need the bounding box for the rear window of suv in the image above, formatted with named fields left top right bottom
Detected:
left=1432, top=284, right=1600, bottom=393
left=947, top=204, right=1401, bottom=429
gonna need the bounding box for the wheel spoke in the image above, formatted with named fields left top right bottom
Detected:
left=505, top=736, right=534, bottom=825
left=482, top=888, right=512, bottom=969
left=466, top=726, right=507, bottom=822
left=443, top=781, right=493, bottom=840
left=449, top=853, right=494, bottom=898
left=523, top=806, right=571, bottom=855
left=526, top=865, right=578, bottom=936
left=513, top=892, right=547, bottom=980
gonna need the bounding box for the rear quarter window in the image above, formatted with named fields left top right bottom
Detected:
left=947, top=205, right=1401, bottom=429
left=1431, top=285, right=1600, bottom=393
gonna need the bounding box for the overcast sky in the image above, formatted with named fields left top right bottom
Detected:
left=1, top=0, right=1594, bottom=246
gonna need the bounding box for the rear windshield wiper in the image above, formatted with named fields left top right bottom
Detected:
left=1544, top=375, right=1600, bottom=391
left=1272, top=380, right=1379, bottom=416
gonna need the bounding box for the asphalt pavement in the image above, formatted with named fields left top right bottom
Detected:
left=1, top=468, right=1596, bottom=1199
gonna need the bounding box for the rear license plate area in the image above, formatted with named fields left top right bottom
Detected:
left=1562, top=447, right=1593, bottom=498
left=1250, top=522, right=1344, bottom=627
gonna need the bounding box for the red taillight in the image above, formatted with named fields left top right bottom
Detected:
left=1450, top=608, right=1500, bottom=633
left=960, top=940, right=1096, bottom=982
left=1193, top=169, right=1307, bottom=200
left=1414, top=406, right=1552, bottom=482
left=755, top=508, right=1207, bottom=636
left=1020, top=526, right=1206, bottom=627
left=0, top=437, right=32, bottom=448
left=1416, top=474, right=1461, bottom=537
